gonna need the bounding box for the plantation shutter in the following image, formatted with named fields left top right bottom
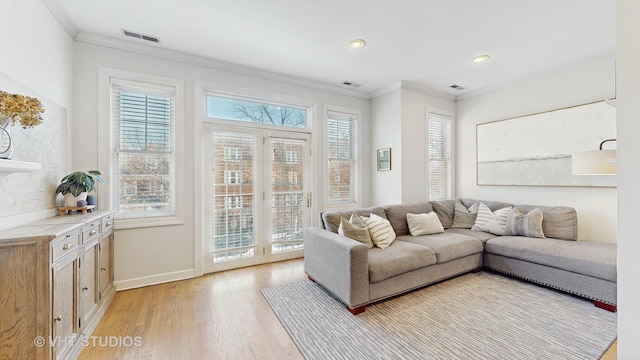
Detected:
left=428, top=112, right=452, bottom=200
left=111, top=79, right=176, bottom=219
left=327, top=110, right=358, bottom=204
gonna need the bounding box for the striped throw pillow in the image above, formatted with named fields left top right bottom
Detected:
left=471, top=203, right=512, bottom=235
left=504, top=208, right=545, bottom=238
left=361, top=213, right=396, bottom=249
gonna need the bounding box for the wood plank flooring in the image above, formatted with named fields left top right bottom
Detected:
left=79, top=258, right=617, bottom=359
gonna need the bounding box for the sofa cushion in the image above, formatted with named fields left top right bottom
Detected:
left=383, top=203, right=433, bottom=236
left=445, top=228, right=496, bottom=243
left=338, top=214, right=374, bottom=249
left=504, top=208, right=545, bottom=238
left=397, top=233, right=483, bottom=264
left=471, top=203, right=512, bottom=235
left=429, top=199, right=456, bottom=228
left=407, top=212, right=445, bottom=236
left=461, top=198, right=514, bottom=211
left=361, top=214, right=396, bottom=249
left=514, top=205, right=577, bottom=241
left=322, top=206, right=387, bottom=233
left=368, top=240, right=437, bottom=283
left=451, top=200, right=479, bottom=228
left=485, top=236, right=616, bottom=282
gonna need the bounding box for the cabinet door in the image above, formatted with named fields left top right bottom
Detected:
left=52, top=250, right=79, bottom=360
left=80, top=240, right=99, bottom=332
left=99, top=233, right=114, bottom=300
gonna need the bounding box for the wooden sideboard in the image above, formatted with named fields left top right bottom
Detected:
left=0, top=210, right=115, bottom=360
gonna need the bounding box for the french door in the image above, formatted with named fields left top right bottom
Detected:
left=204, top=127, right=311, bottom=273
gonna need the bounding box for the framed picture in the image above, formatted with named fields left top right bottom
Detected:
left=377, top=148, right=391, bottom=171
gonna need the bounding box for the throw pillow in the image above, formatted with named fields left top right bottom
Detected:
left=451, top=201, right=480, bottom=229
left=504, top=208, right=545, bottom=238
left=360, top=213, right=396, bottom=249
left=471, top=203, right=512, bottom=235
left=407, top=212, right=445, bottom=236
left=338, top=213, right=374, bottom=248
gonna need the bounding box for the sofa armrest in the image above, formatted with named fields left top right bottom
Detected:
left=304, top=227, right=369, bottom=308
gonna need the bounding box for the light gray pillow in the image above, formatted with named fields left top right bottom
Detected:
left=504, top=208, right=545, bottom=238
left=407, top=212, right=445, bottom=236
left=471, top=203, right=512, bottom=235
left=451, top=201, right=479, bottom=229
left=338, top=213, right=374, bottom=249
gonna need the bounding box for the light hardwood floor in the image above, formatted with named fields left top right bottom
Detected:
left=79, top=258, right=617, bottom=359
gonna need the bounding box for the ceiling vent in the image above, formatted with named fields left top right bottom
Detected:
left=122, top=29, right=159, bottom=43
left=342, top=81, right=362, bottom=88
left=449, top=84, right=466, bottom=91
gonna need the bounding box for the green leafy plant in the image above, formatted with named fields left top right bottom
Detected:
left=55, top=170, right=105, bottom=196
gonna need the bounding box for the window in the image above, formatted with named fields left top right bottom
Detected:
left=225, top=170, right=242, bottom=184
left=428, top=112, right=452, bottom=200
left=111, top=79, right=176, bottom=219
left=326, top=110, right=358, bottom=204
left=226, top=147, right=242, bottom=160
left=207, top=95, right=307, bottom=128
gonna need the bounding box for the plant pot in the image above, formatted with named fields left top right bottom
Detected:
left=64, top=192, right=88, bottom=207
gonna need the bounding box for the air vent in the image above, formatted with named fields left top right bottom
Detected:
left=121, top=29, right=159, bottom=43
left=342, top=81, right=362, bottom=88
left=449, top=84, right=466, bottom=91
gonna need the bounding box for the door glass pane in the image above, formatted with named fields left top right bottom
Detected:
left=210, top=132, right=257, bottom=263
left=270, top=138, right=306, bottom=254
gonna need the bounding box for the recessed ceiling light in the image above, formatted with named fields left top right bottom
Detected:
left=348, top=39, right=366, bottom=49
left=471, top=54, right=490, bottom=63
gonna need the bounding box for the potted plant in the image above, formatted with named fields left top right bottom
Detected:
left=56, top=170, right=105, bottom=207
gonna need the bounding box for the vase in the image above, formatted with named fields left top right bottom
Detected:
left=0, top=116, right=13, bottom=160
left=64, top=192, right=88, bottom=207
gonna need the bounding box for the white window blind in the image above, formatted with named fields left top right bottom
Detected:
left=326, top=110, right=358, bottom=204
left=428, top=112, right=452, bottom=200
left=111, top=80, right=176, bottom=219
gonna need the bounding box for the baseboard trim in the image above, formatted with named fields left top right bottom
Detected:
left=114, top=269, right=195, bottom=291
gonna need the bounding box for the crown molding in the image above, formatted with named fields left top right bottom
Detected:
left=456, top=48, right=616, bottom=102
left=74, top=32, right=371, bottom=100
left=371, top=80, right=456, bottom=101
left=41, top=0, right=80, bottom=38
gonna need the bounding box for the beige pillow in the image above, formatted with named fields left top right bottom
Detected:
left=338, top=213, right=374, bottom=248
left=360, top=213, right=396, bottom=249
left=471, top=203, right=512, bottom=235
left=407, top=212, right=445, bottom=236
left=504, top=208, right=545, bottom=238
left=451, top=201, right=480, bottom=229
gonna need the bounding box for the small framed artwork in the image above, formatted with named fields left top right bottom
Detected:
left=377, top=148, right=391, bottom=171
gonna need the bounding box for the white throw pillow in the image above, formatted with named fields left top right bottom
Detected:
left=407, top=212, right=445, bottom=236
left=360, top=213, right=396, bottom=249
left=471, top=203, right=513, bottom=235
left=338, top=213, right=374, bottom=249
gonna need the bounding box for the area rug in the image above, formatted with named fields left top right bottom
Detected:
left=262, top=272, right=616, bottom=360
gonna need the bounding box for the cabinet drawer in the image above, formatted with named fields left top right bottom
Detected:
left=82, top=220, right=101, bottom=244
left=52, top=233, right=80, bottom=262
left=101, top=215, right=114, bottom=234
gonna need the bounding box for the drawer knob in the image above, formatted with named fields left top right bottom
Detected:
left=54, top=315, right=62, bottom=322
left=101, top=267, right=106, bottom=271
left=62, top=243, right=73, bottom=250
left=106, top=221, right=112, bottom=227
left=89, top=230, right=97, bottom=236
left=82, top=286, right=89, bottom=291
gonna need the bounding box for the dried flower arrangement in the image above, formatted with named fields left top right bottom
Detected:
left=0, top=90, right=45, bottom=128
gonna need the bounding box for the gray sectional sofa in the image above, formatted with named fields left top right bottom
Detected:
left=304, top=198, right=617, bottom=314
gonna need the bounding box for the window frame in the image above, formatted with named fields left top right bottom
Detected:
left=427, top=109, right=454, bottom=201
left=98, top=68, right=184, bottom=229
left=324, top=106, right=361, bottom=208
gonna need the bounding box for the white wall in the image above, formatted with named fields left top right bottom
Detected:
left=370, top=84, right=456, bottom=206
left=0, top=0, right=73, bottom=229
left=616, top=0, right=640, bottom=356
left=455, top=56, right=617, bottom=243
left=72, top=39, right=371, bottom=288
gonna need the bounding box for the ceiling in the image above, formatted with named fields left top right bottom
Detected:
left=48, top=0, right=616, bottom=97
